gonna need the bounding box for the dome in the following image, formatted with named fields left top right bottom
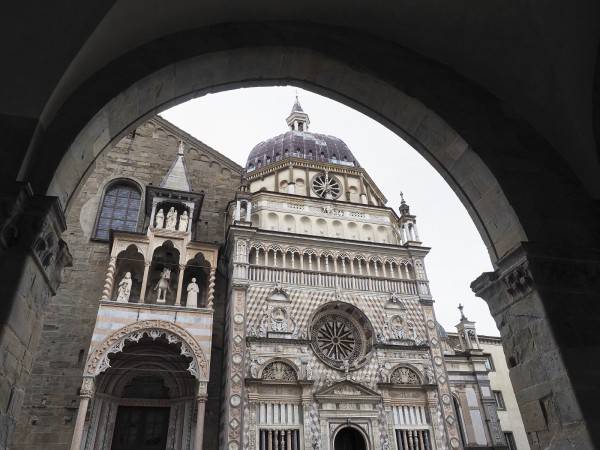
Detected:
left=245, top=96, right=359, bottom=172
left=246, top=131, right=359, bottom=172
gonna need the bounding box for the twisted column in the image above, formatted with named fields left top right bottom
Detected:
left=206, top=268, right=216, bottom=308
left=101, top=257, right=117, bottom=300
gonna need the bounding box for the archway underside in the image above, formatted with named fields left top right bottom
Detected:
left=28, top=23, right=598, bottom=265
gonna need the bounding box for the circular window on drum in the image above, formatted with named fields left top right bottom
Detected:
left=312, top=172, right=342, bottom=200
left=310, top=302, right=374, bottom=371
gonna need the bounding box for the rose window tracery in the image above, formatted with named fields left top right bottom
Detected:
left=312, top=173, right=342, bottom=199
left=309, top=302, right=373, bottom=371
left=389, top=366, right=420, bottom=385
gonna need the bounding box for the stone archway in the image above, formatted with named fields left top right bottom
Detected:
left=5, top=24, right=600, bottom=450
left=46, top=44, right=526, bottom=264
left=84, top=319, right=209, bottom=381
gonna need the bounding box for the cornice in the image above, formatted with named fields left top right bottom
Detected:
left=244, top=156, right=387, bottom=204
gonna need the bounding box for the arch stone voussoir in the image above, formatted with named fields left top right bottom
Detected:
left=84, top=320, right=209, bottom=381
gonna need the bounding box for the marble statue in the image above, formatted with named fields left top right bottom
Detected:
left=178, top=210, right=189, bottom=231
left=249, top=356, right=260, bottom=378
left=341, top=359, right=350, bottom=375
left=116, top=272, right=132, bottom=302
left=424, top=366, right=435, bottom=384
left=376, top=362, right=387, bottom=383
left=186, top=277, right=199, bottom=307
left=154, top=267, right=171, bottom=303
left=165, top=207, right=177, bottom=230
left=155, top=208, right=165, bottom=228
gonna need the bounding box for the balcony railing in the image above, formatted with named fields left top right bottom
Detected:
left=246, top=264, right=429, bottom=295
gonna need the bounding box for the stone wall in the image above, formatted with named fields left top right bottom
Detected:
left=12, top=117, right=242, bottom=450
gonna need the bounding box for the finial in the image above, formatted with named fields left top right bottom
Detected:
left=458, top=303, right=466, bottom=320
left=400, top=191, right=405, bottom=203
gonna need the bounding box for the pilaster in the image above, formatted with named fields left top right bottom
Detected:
left=0, top=184, right=72, bottom=448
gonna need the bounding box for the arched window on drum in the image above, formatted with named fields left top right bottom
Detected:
left=94, top=181, right=142, bottom=240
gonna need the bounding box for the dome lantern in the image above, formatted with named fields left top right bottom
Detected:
left=286, top=95, right=310, bottom=132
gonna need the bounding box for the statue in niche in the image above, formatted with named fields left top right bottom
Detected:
left=424, top=366, right=435, bottom=384
left=376, top=361, right=387, bottom=383
left=249, top=356, right=260, bottom=378
left=178, top=211, right=189, bottom=231
left=165, top=207, right=177, bottom=230
left=155, top=208, right=165, bottom=228
left=186, top=277, right=199, bottom=307
left=116, top=272, right=132, bottom=302
left=154, top=267, right=171, bottom=303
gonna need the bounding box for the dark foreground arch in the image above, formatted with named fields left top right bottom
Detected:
left=3, top=22, right=600, bottom=450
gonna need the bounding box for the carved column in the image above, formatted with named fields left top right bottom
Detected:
left=101, top=256, right=117, bottom=300
left=70, top=377, right=95, bottom=450
left=472, top=243, right=600, bottom=450
left=194, top=382, right=208, bottom=450
left=139, top=261, right=151, bottom=302
left=245, top=201, right=252, bottom=222
left=206, top=268, right=216, bottom=308
left=175, top=264, right=185, bottom=306
left=235, top=200, right=241, bottom=221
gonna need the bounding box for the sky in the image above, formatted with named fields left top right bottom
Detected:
left=161, top=86, right=498, bottom=336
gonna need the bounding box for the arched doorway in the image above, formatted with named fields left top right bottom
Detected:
left=80, top=333, right=200, bottom=450
left=334, top=427, right=367, bottom=450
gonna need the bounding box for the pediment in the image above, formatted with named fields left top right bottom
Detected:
left=314, top=380, right=381, bottom=403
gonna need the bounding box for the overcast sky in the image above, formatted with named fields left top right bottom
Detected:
left=161, top=86, right=498, bottom=336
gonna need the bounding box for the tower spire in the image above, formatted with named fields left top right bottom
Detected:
left=286, top=94, right=310, bottom=131
left=397, top=191, right=421, bottom=244
left=160, top=140, right=191, bottom=191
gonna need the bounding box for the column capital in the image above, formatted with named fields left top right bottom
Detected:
left=471, top=241, right=600, bottom=450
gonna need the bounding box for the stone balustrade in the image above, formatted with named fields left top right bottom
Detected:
left=247, top=264, right=429, bottom=296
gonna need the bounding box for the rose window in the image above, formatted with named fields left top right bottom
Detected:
left=310, top=302, right=373, bottom=371
left=312, top=173, right=342, bottom=199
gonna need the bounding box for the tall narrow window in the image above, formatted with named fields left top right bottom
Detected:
left=493, top=390, right=506, bottom=410
left=95, top=182, right=142, bottom=240
left=504, top=432, right=517, bottom=450
left=453, top=396, right=467, bottom=447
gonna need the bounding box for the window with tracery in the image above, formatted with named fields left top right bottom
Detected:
left=390, top=367, right=420, bottom=385
left=262, top=362, right=297, bottom=382
left=95, top=182, right=142, bottom=240
left=309, top=303, right=373, bottom=371
left=312, top=172, right=342, bottom=199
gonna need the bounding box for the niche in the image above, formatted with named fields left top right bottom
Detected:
left=146, top=241, right=180, bottom=305
left=114, top=245, right=144, bottom=302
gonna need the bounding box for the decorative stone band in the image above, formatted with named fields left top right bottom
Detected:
left=84, top=320, right=208, bottom=380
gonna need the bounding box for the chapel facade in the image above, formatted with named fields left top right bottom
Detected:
left=220, top=99, right=508, bottom=450
left=13, top=100, right=519, bottom=450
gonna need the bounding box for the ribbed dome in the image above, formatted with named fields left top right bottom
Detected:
left=246, top=131, right=359, bottom=172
